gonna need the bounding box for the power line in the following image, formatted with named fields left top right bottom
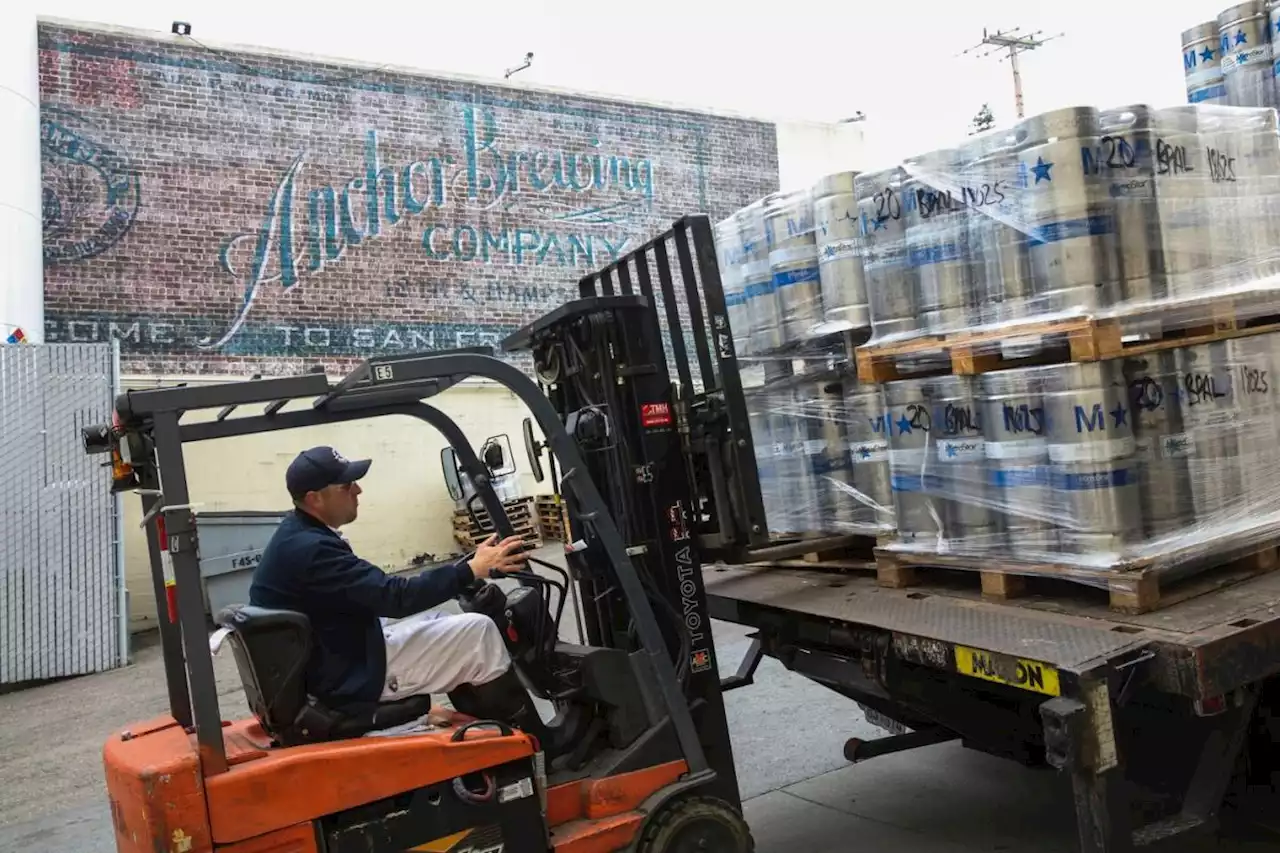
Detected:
left=959, top=27, right=1064, bottom=119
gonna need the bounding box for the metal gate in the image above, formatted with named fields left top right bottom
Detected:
left=0, top=341, right=126, bottom=685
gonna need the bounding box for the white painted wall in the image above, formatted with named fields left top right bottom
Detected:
left=774, top=119, right=870, bottom=190
left=0, top=4, right=45, bottom=344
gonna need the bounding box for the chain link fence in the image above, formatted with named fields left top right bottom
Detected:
left=0, top=341, right=126, bottom=685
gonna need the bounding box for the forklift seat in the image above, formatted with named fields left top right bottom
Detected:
left=215, top=604, right=433, bottom=746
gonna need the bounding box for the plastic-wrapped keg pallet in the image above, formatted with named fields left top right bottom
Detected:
left=841, top=102, right=1280, bottom=384
left=710, top=103, right=1280, bottom=602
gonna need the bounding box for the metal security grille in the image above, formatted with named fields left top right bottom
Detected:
left=0, top=341, right=125, bottom=684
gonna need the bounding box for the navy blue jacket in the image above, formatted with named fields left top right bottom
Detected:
left=248, top=509, right=475, bottom=706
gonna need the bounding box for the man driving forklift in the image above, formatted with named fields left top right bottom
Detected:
left=249, top=445, right=568, bottom=758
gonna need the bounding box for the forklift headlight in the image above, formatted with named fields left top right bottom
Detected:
left=82, top=423, right=113, bottom=455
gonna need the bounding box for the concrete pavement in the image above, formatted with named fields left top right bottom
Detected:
left=0, top=548, right=1263, bottom=852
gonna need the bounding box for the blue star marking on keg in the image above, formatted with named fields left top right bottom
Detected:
left=1239, top=52, right=1249, bottom=65
left=858, top=445, right=872, bottom=459
left=896, top=414, right=912, bottom=434
left=1110, top=404, right=1127, bottom=428
left=823, top=244, right=837, bottom=259
left=945, top=444, right=958, bottom=458
left=1235, top=29, right=1248, bottom=45
left=1031, top=157, right=1053, bottom=184
left=1201, top=46, right=1215, bottom=61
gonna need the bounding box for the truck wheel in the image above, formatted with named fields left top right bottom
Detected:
left=636, top=795, right=755, bottom=853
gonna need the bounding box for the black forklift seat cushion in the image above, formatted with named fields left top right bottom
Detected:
left=215, top=604, right=432, bottom=746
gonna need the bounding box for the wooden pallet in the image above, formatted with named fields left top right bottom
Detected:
left=452, top=496, right=541, bottom=547
left=452, top=496, right=534, bottom=526
left=853, top=296, right=1280, bottom=384
left=532, top=495, right=571, bottom=541
left=453, top=526, right=542, bottom=550
left=872, top=541, right=1280, bottom=615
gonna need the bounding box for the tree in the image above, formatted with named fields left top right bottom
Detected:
left=971, top=103, right=995, bottom=134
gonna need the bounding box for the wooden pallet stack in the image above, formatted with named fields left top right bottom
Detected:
left=813, top=288, right=1280, bottom=616
left=452, top=495, right=541, bottom=550
left=533, top=494, right=571, bottom=542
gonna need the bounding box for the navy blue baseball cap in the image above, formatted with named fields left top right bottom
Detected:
left=286, top=446, right=371, bottom=499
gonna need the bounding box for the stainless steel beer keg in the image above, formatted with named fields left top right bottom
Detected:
left=1120, top=350, right=1197, bottom=543
left=979, top=367, right=1056, bottom=557
left=884, top=375, right=940, bottom=544
left=930, top=375, right=995, bottom=551
left=1182, top=20, right=1229, bottom=105
left=812, top=171, right=871, bottom=332
left=905, top=148, right=974, bottom=335
left=1041, top=361, right=1143, bottom=560
left=856, top=167, right=919, bottom=340
left=765, top=188, right=825, bottom=342
left=843, top=381, right=896, bottom=531
left=739, top=199, right=781, bottom=355
left=1219, top=1, right=1277, bottom=108
left=1017, top=106, right=1122, bottom=318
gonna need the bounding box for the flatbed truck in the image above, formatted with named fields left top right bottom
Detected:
left=506, top=214, right=1280, bottom=853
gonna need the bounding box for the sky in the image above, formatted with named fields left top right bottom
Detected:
left=26, top=0, right=1239, bottom=167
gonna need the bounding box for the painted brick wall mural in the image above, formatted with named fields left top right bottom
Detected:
left=36, top=20, right=780, bottom=376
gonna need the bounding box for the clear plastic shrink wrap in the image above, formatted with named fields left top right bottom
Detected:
left=853, top=102, right=1280, bottom=347
left=709, top=100, right=1280, bottom=575
left=874, top=345, right=1280, bottom=574
left=714, top=178, right=897, bottom=541
left=728, top=331, right=1280, bottom=571
left=718, top=102, right=1280, bottom=356
left=741, top=363, right=896, bottom=539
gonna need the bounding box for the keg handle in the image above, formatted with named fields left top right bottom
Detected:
left=1106, top=114, right=1133, bottom=131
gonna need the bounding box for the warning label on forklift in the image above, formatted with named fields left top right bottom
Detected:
left=497, top=776, right=534, bottom=803
left=953, top=645, right=1061, bottom=697
left=641, top=402, right=672, bottom=427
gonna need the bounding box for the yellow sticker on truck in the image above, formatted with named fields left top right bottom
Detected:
left=953, top=645, right=1061, bottom=696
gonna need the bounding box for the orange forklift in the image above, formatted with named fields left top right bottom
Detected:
left=83, top=223, right=761, bottom=853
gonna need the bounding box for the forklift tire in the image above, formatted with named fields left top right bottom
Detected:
left=635, top=795, right=755, bottom=853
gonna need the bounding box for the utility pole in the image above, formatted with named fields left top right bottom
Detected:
left=960, top=27, right=1063, bottom=119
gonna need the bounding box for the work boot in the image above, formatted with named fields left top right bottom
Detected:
left=448, top=668, right=568, bottom=759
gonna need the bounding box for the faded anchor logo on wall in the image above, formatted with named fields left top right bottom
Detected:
left=40, top=108, right=141, bottom=264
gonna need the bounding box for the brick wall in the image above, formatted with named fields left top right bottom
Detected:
left=35, top=20, right=780, bottom=377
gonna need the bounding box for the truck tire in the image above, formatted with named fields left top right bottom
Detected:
left=635, top=795, right=755, bottom=853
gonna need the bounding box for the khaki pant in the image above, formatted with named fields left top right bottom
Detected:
left=378, top=610, right=511, bottom=700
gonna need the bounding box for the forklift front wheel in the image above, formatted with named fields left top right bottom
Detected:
left=635, top=795, right=755, bottom=853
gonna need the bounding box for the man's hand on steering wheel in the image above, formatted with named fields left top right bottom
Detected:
left=467, top=533, right=528, bottom=580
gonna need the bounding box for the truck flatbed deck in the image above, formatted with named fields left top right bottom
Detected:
left=703, top=562, right=1280, bottom=850
left=704, top=562, right=1280, bottom=702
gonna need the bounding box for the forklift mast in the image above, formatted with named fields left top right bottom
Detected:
left=499, top=213, right=794, bottom=810
left=503, top=292, right=741, bottom=804
left=504, top=217, right=772, bottom=558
